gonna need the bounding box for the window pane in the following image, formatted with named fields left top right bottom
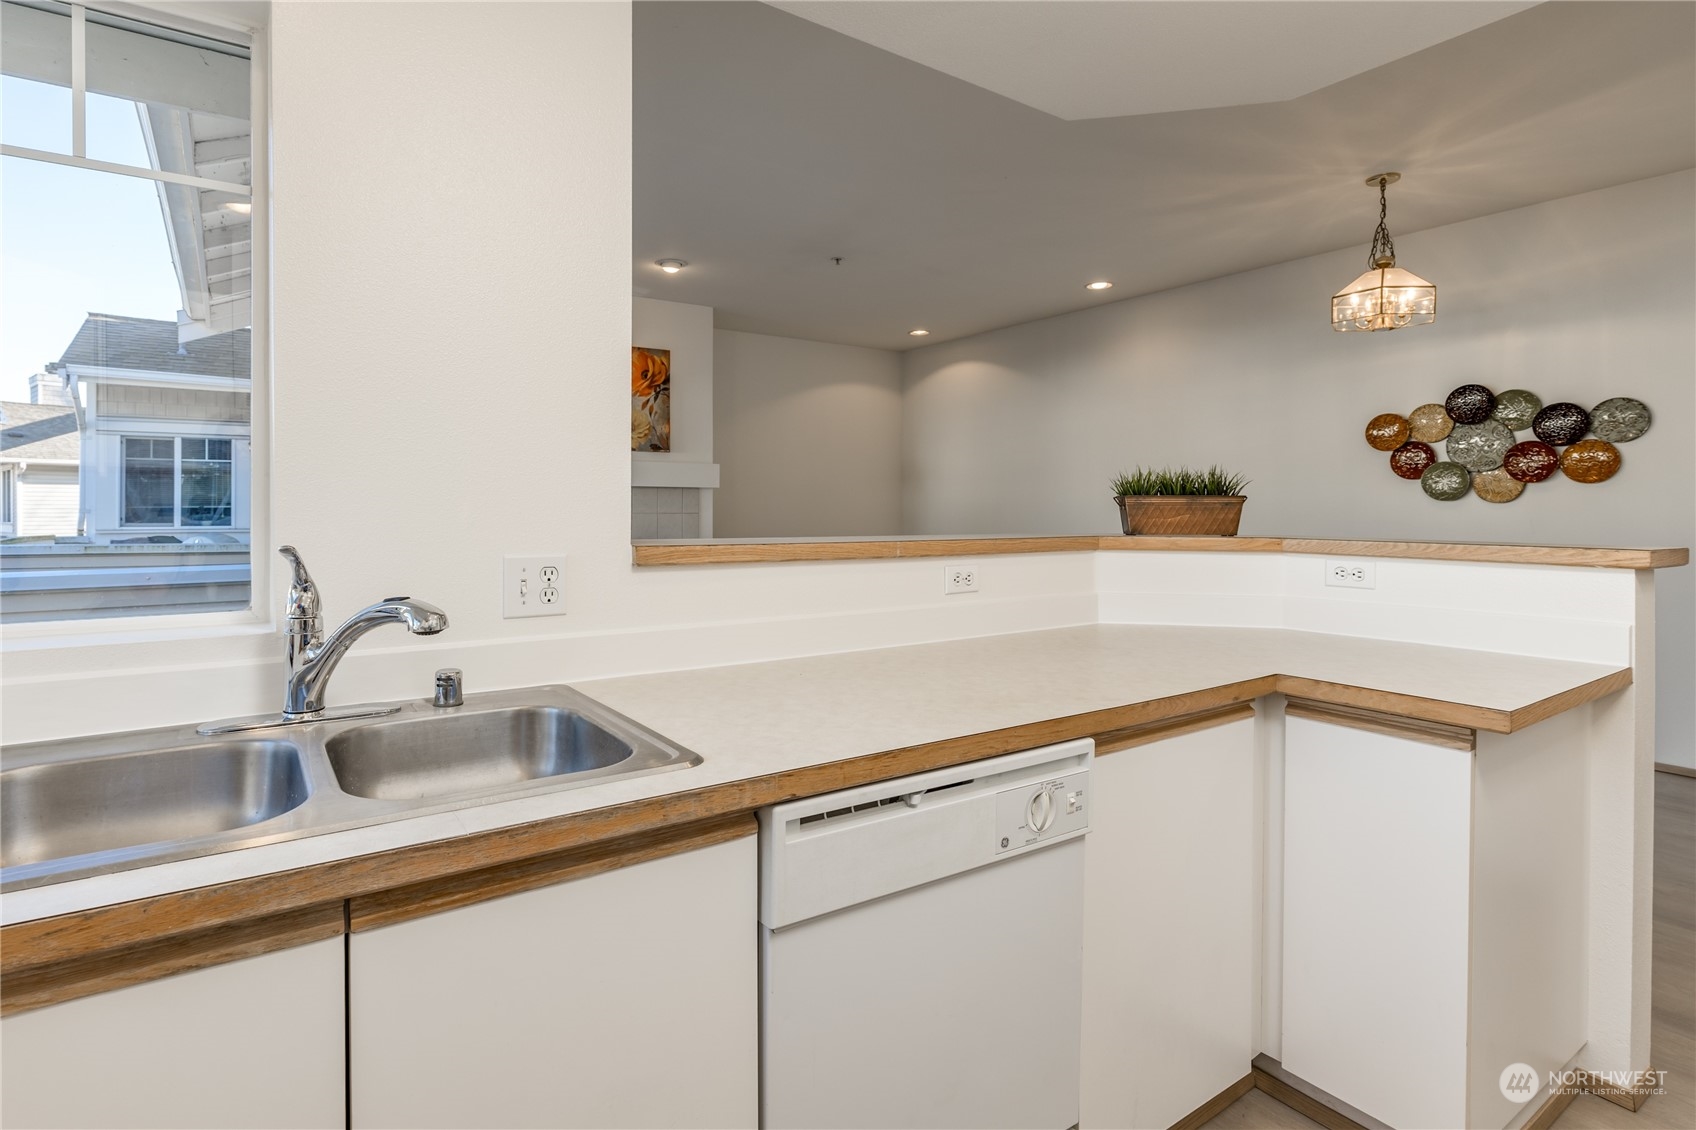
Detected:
left=0, top=3, right=71, bottom=155
left=0, top=8, right=252, bottom=623
left=122, top=435, right=174, bottom=524
left=87, top=11, right=253, bottom=326
left=181, top=438, right=232, bottom=527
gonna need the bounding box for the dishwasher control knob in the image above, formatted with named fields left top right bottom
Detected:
left=1027, top=788, right=1055, bottom=833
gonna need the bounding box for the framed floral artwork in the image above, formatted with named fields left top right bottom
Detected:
left=632, top=346, right=671, bottom=451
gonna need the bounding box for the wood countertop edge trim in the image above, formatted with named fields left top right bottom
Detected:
left=1503, top=667, right=1635, bottom=730
left=346, top=812, right=755, bottom=932
left=0, top=902, right=345, bottom=1017
left=0, top=665, right=1631, bottom=986
left=1094, top=702, right=1258, bottom=755
left=635, top=537, right=1687, bottom=569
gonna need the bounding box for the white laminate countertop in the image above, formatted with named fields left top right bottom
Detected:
left=1, top=625, right=1626, bottom=926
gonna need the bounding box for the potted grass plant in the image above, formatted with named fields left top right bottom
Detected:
left=1110, top=466, right=1250, bottom=536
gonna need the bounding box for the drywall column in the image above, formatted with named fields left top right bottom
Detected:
left=632, top=297, right=717, bottom=537
left=1584, top=572, right=1656, bottom=1077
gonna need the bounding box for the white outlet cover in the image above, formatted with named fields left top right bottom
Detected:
left=1323, top=559, right=1377, bottom=589
left=504, top=554, right=567, bottom=618
left=944, top=563, right=981, bottom=595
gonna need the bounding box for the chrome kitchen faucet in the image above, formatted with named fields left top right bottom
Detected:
left=199, top=547, right=449, bottom=735
left=277, top=545, right=448, bottom=718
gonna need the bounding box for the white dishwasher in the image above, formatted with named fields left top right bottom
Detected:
left=759, top=740, right=1092, bottom=1130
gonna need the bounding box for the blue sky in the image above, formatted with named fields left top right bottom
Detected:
left=1, top=77, right=184, bottom=403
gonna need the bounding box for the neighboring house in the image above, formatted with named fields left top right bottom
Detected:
left=46, top=314, right=251, bottom=541
left=0, top=400, right=80, bottom=539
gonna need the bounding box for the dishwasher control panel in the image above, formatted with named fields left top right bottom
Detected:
left=995, top=769, right=1088, bottom=853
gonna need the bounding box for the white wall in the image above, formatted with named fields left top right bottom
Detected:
left=903, top=171, right=1696, bottom=767
left=632, top=297, right=713, bottom=468
left=713, top=329, right=902, bottom=536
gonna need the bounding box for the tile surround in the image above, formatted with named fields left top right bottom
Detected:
left=632, top=486, right=701, bottom=538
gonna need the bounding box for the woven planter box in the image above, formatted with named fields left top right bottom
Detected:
left=1114, top=495, right=1246, bottom=536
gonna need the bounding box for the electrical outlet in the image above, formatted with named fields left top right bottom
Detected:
left=944, top=564, right=980, bottom=595
left=1325, top=559, right=1377, bottom=589
left=504, top=555, right=567, bottom=618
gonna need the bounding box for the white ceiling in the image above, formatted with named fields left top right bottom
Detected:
left=769, top=1, right=1534, bottom=120
left=633, top=2, right=1696, bottom=351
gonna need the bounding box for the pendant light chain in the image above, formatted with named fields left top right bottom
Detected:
left=1368, top=175, right=1397, bottom=269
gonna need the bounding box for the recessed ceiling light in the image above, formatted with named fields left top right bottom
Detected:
left=1085, top=280, right=1113, bottom=291
left=223, top=200, right=252, bottom=215
left=908, top=329, right=930, bottom=337
left=655, top=258, right=688, bottom=273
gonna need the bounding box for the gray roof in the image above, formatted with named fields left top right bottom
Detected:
left=47, top=314, right=250, bottom=381
left=0, top=401, right=79, bottom=463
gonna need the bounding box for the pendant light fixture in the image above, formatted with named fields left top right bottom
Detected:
left=1331, top=172, right=1436, bottom=332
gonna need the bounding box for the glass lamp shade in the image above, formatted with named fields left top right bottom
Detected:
left=1331, top=265, right=1436, bottom=332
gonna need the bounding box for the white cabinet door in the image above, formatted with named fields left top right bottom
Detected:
left=1082, top=717, right=1256, bottom=1130
left=1281, top=716, right=1472, bottom=1130
left=0, top=937, right=345, bottom=1130
left=349, top=834, right=757, bottom=1129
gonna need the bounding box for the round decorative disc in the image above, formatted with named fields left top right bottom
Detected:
left=1445, top=384, right=1496, bottom=425
left=1445, top=419, right=1515, bottom=472
left=1503, top=440, right=1560, bottom=483
left=1421, top=461, right=1471, bottom=501
left=1491, top=389, right=1543, bottom=431
left=1365, top=413, right=1411, bottom=451
left=1389, top=441, right=1436, bottom=480
left=1532, top=402, right=1591, bottom=446
left=1408, top=403, right=1454, bottom=443
left=1560, top=438, right=1621, bottom=483
left=1472, top=468, right=1526, bottom=504
left=1590, top=397, right=1651, bottom=443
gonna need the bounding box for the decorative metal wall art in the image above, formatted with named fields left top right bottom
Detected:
left=1366, top=385, right=1651, bottom=503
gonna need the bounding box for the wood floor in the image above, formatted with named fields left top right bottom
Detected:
left=1198, top=771, right=1695, bottom=1130
left=1552, top=770, right=1695, bottom=1130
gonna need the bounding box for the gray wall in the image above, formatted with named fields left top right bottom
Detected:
left=902, top=171, right=1696, bottom=767
left=714, top=328, right=902, bottom=537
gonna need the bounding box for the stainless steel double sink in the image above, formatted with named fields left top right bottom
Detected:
left=0, top=686, right=702, bottom=893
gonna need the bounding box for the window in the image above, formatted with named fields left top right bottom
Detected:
left=1, top=2, right=259, bottom=624
left=1, top=466, right=14, bottom=530
left=181, top=437, right=233, bottom=526
left=120, top=435, right=232, bottom=527
left=122, top=436, right=175, bottom=524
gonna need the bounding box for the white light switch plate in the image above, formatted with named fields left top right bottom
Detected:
left=504, top=555, right=566, bottom=618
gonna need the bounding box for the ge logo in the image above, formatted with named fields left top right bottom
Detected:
left=1499, top=1062, right=1539, bottom=1104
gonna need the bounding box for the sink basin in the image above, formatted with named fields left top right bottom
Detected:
left=0, top=740, right=309, bottom=870
left=2, top=686, right=702, bottom=893
left=326, top=706, right=637, bottom=801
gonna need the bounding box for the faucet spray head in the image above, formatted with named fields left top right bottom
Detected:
left=380, top=597, right=449, bottom=635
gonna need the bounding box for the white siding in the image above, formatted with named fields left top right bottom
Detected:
left=16, top=468, right=78, bottom=537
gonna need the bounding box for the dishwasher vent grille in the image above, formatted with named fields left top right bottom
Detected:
left=796, top=777, right=974, bottom=827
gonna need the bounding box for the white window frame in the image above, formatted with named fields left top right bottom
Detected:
left=0, top=465, right=15, bottom=535
left=1, top=0, right=271, bottom=646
